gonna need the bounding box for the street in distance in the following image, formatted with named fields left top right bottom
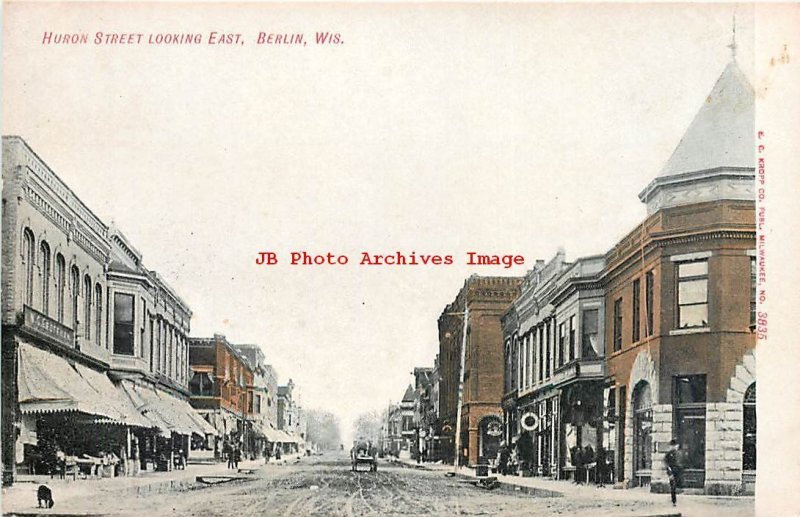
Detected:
left=255, top=251, right=526, bottom=268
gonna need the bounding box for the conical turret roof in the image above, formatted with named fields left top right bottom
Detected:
left=658, top=60, right=754, bottom=178
left=639, top=59, right=756, bottom=213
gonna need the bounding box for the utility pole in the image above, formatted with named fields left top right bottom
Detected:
left=450, top=307, right=469, bottom=475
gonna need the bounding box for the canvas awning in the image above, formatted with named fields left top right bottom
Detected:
left=17, top=342, right=149, bottom=427
left=278, top=430, right=298, bottom=444
left=262, top=426, right=283, bottom=442
left=121, top=380, right=217, bottom=436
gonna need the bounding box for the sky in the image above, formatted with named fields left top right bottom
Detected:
left=2, top=3, right=756, bottom=440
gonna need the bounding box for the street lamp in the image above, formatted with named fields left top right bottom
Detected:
left=444, top=307, right=469, bottom=475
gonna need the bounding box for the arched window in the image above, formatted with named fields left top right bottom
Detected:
left=633, top=381, right=653, bottom=478
left=743, top=383, right=756, bottom=471
left=22, top=229, right=35, bottom=306
left=70, top=266, right=80, bottom=334
left=40, top=241, right=51, bottom=315
left=95, top=283, right=103, bottom=346
left=83, top=275, right=92, bottom=340
left=55, top=254, right=66, bottom=322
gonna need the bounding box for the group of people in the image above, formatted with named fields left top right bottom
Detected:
left=222, top=442, right=243, bottom=469
left=263, top=444, right=281, bottom=464
left=570, top=444, right=610, bottom=486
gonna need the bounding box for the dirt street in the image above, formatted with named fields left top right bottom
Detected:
left=6, top=452, right=755, bottom=516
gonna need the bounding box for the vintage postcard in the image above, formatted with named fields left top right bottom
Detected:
left=1, top=2, right=798, bottom=516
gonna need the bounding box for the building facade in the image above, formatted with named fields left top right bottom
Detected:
left=503, top=251, right=606, bottom=478
left=2, top=136, right=208, bottom=486
left=605, top=59, right=756, bottom=495
left=499, top=58, right=756, bottom=495
left=188, top=334, right=254, bottom=457
left=438, top=275, right=522, bottom=466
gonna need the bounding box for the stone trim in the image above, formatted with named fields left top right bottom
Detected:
left=704, top=348, right=755, bottom=495
left=623, top=349, right=658, bottom=487
left=670, top=251, right=713, bottom=262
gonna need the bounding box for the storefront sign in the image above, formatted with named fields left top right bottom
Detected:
left=22, top=305, right=74, bottom=349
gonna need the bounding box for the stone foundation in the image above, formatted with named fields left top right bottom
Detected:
left=650, top=403, right=673, bottom=489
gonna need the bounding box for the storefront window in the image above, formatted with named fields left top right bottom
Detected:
left=743, top=383, right=756, bottom=471
left=674, top=375, right=706, bottom=478
left=113, top=293, right=135, bottom=356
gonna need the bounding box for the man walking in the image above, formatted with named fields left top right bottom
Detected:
left=664, top=439, right=682, bottom=507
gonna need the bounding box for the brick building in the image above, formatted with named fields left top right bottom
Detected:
left=438, top=275, right=522, bottom=466
left=188, top=334, right=254, bottom=455
left=605, top=58, right=756, bottom=495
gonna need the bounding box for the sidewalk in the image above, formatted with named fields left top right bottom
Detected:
left=389, top=457, right=754, bottom=517
left=1, top=458, right=265, bottom=515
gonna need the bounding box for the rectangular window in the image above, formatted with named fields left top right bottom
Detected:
left=677, top=260, right=709, bottom=328
left=545, top=321, right=551, bottom=378
left=632, top=279, right=641, bottom=343
left=558, top=323, right=565, bottom=367
left=645, top=271, right=654, bottom=337
left=140, top=300, right=146, bottom=358
left=750, top=257, right=756, bottom=328
left=149, top=317, right=155, bottom=372
left=568, top=315, right=576, bottom=362
left=582, top=309, right=599, bottom=358
left=613, top=299, right=623, bottom=352
left=113, top=293, right=135, bottom=356
left=538, top=326, right=544, bottom=382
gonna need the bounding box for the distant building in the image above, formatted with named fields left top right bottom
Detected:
left=411, top=367, right=433, bottom=461
left=276, top=379, right=302, bottom=453
left=188, top=334, right=254, bottom=456
left=233, top=344, right=278, bottom=454
left=438, top=275, right=522, bottom=466
left=386, top=385, right=416, bottom=458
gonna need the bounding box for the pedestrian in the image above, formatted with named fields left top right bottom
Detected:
left=595, top=445, right=607, bottom=487
left=275, top=447, right=282, bottom=461
left=498, top=446, right=509, bottom=476
left=573, top=446, right=584, bottom=484
left=264, top=445, right=272, bottom=465
left=581, top=443, right=596, bottom=485
left=233, top=445, right=241, bottom=469
left=224, top=441, right=234, bottom=469
left=664, top=439, right=682, bottom=507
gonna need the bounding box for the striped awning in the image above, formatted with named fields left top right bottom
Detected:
left=17, top=342, right=150, bottom=428
left=121, top=380, right=217, bottom=436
